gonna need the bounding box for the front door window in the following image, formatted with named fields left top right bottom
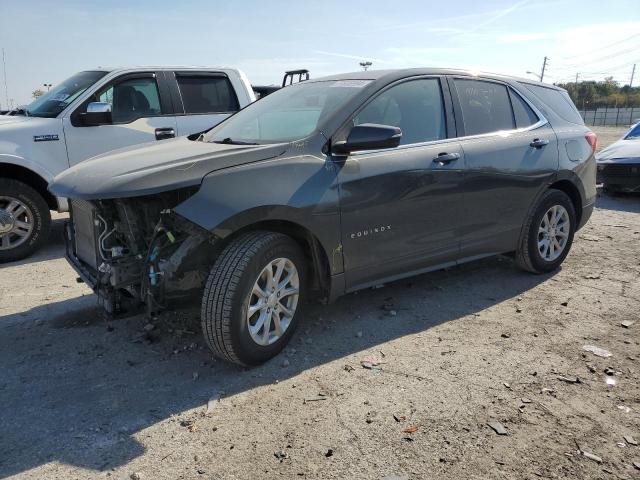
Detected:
left=97, top=77, right=162, bottom=123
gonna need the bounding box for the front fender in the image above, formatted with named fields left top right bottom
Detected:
left=0, top=153, right=56, bottom=183
left=174, top=155, right=344, bottom=274
left=0, top=153, right=68, bottom=211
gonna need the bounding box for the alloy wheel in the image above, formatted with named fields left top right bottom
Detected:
left=246, top=257, right=300, bottom=346
left=0, top=196, right=34, bottom=250
left=537, top=205, right=570, bottom=262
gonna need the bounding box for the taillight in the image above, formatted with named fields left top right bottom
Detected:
left=585, top=132, right=597, bottom=154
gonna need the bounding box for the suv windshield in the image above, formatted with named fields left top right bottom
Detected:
left=25, top=71, right=108, bottom=118
left=624, top=123, right=640, bottom=140
left=204, top=79, right=372, bottom=144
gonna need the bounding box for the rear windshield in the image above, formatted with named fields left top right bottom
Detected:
left=520, top=83, right=584, bottom=125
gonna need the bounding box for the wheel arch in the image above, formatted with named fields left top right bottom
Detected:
left=548, top=179, right=583, bottom=227
left=0, top=162, right=57, bottom=210
left=210, top=216, right=334, bottom=301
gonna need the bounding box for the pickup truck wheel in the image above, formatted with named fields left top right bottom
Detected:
left=0, top=179, right=51, bottom=263
left=201, top=231, right=306, bottom=366
left=516, top=189, right=575, bottom=274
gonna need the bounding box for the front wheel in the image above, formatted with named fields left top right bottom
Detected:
left=201, top=231, right=306, bottom=366
left=516, top=189, right=576, bottom=274
left=0, top=179, right=51, bottom=263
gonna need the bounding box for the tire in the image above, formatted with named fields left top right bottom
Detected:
left=201, top=231, right=306, bottom=366
left=0, top=178, right=51, bottom=263
left=515, top=189, right=576, bottom=274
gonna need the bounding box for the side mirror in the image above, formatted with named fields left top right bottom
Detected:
left=332, top=123, right=402, bottom=155
left=81, top=102, right=112, bottom=126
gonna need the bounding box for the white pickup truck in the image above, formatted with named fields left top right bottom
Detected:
left=0, top=66, right=258, bottom=262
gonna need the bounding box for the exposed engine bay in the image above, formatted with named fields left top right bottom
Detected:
left=64, top=188, right=217, bottom=316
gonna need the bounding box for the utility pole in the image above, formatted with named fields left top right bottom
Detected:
left=540, top=56, right=548, bottom=83
left=359, top=61, right=372, bottom=71
left=631, top=63, right=636, bottom=88
left=2, top=48, right=8, bottom=111
left=43, top=83, right=52, bottom=91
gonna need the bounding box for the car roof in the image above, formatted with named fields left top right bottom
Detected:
left=309, top=68, right=562, bottom=90
left=86, top=66, right=242, bottom=74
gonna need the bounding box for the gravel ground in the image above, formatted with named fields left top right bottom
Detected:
left=1, top=127, right=639, bottom=480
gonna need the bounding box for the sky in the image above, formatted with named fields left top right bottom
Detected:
left=1, top=0, right=639, bottom=107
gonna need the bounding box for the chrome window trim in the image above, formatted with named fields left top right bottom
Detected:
left=350, top=136, right=459, bottom=157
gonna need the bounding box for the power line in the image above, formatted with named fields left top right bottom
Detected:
left=559, top=32, right=640, bottom=60
left=556, top=44, right=640, bottom=71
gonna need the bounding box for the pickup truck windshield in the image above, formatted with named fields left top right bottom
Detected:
left=25, top=71, right=108, bottom=118
left=205, top=80, right=371, bottom=144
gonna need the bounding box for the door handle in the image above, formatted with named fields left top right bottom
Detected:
left=432, top=152, right=460, bottom=164
left=530, top=138, right=549, bottom=149
left=155, top=127, right=176, bottom=140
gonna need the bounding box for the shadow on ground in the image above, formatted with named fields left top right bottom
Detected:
left=0, top=254, right=554, bottom=477
left=596, top=190, right=640, bottom=213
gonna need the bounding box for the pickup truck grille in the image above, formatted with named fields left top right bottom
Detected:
left=70, top=200, right=100, bottom=270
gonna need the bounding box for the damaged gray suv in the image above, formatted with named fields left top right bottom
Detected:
left=50, top=69, right=597, bottom=366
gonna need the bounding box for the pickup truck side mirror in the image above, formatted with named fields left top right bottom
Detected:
left=81, top=102, right=113, bottom=126
left=332, top=123, right=402, bottom=155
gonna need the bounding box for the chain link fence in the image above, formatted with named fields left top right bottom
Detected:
left=579, top=107, right=640, bottom=127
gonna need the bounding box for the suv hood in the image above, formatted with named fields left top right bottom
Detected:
left=596, top=138, right=640, bottom=162
left=49, top=137, right=287, bottom=199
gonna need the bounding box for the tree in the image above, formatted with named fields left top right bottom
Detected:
left=557, top=79, right=640, bottom=109
left=31, top=89, right=44, bottom=99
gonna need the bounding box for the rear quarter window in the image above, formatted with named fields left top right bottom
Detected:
left=520, top=83, right=584, bottom=125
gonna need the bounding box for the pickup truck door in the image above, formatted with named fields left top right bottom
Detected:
left=62, top=71, right=178, bottom=166
left=167, top=71, right=241, bottom=137
left=336, top=76, right=465, bottom=290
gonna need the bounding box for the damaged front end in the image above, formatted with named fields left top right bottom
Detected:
left=64, top=188, right=217, bottom=316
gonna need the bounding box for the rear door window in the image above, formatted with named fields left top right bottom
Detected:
left=454, top=79, right=515, bottom=136
left=509, top=89, right=539, bottom=128
left=354, top=78, right=446, bottom=145
left=176, top=74, right=239, bottom=114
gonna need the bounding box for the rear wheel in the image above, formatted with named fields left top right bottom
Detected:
left=0, top=179, right=51, bottom=263
left=516, top=189, right=576, bottom=273
left=201, top=231, right=306, bottom=366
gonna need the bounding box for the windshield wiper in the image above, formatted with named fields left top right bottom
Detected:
left=213, top=137, right=259, bottom=145
left=14, top=107, right=29, bottom=117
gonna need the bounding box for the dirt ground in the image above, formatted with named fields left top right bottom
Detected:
left=1, top=127, right=639, bottom=480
